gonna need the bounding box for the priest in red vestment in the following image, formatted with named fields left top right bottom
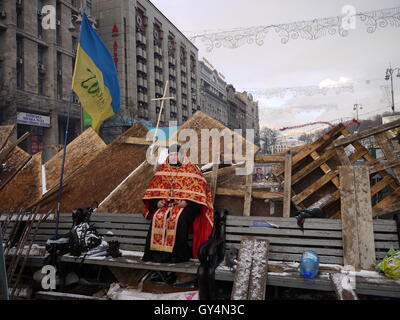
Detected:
left=142, top=144, right=214, bottom=263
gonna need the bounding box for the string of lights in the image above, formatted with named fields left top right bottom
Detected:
left=187, top=6, right=400, bottom=51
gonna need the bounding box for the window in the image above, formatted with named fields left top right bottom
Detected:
left=86, top=0, right=92, bottom=15
left=72, top=36, right=78, bottom=53
left=38, top=45, right=46, bottom=65
left=56, top=2, right=61, bottom=45
left=38, top=72, right=45, bottom=95
left=16, top=0, right=23, bottom=29
left=16, top=37, right=23, bottom=89
left=57, top=52, right=62, bottom=99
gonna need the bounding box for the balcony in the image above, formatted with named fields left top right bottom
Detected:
left=138, top=77, right=147, bottom=88
left=181, top=65, right=187, bottom=73
left=155, top=71, right=163, bottom=81
left=169, top=56, right=176, bottom=65
left=137, top=62, right=147, bottom=74
left=136, top=32, right=147, bottom=45
left=154, top=46, right=163, bottom=56
left=154, top=59, right=163, bottom=69
left=137, top=47, right=147, bottom=59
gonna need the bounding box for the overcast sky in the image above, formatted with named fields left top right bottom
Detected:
left=151, top=0, right=400, bottom=135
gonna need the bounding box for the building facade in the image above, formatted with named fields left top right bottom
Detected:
left=236, top=91, right=260, bottom=145
left=198, top=60, right=228, bottom=126
left=0, top=0, right=85, bottom=161
left=270, top=136, right=305, bottom=154
left=92, top=0, right=200, bottom=142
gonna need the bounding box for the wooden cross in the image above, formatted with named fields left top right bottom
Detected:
left=151, top=80, right=175, bottom=145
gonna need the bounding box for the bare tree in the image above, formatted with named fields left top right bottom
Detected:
left=259, top=127, right=278, bottom=154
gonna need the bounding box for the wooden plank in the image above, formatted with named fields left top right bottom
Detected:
left=30, top=122, right=149, bottom=213
left=216, top=187, right=283, bottom=200
left=339, top=166, right=361, bottom=270
left=210, top=162, right=219, bottom=202
left=96, top=161, right=155, bottom=214
left=248, top=240, right=269, bottom=300
left=0, top=153, right=42, bottom=211
left=369, top=158, right=400, bottom=175
left=329, top=273, right=358, bottom=300
left=0, top=132, right=29, bottom=164
left=0, top=125, right=15, bottom=151
left=370, top=175, right=392, bottom=196
left=44, top=127, right=106, bottom=191
left=373, top=201, right=400, bottom=217
left=0, top=143, right=31, bottom=191
left=375, top=132, right=400, bottom=183
left=292, top=171, right=337, bottom=205
left=231, top=237, right=254, bottom=300
left=335, top=147, right=351, bottom=166
left=354, top=166, right=376, bottom=270
left=292, top=149, right=336, bottom=185
left=243, top=172, right=253, bottom=217
left=373, top=187, right=400, bottom=213
left=275, top=124, right=345, bottom=176
left=226, top=234, right=343, bottom=247
left=341, top=127, right=399, bottom=190
left=332, top=119, right=400, bottom=148
left=226, top=226, right=342, bottom=238
left=254, top=154, right=285, bottom=163
left=172, top=111, right=259, bottom=165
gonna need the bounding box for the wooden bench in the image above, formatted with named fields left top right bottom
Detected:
left=2, top=212, right=400, bottom=298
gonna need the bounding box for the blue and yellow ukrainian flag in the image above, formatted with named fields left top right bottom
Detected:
left=72, top=14, right=120, bottom=133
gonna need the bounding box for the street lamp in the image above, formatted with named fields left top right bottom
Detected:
left=385, top=66, right=400, bottom=113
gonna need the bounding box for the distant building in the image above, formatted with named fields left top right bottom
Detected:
left=199, top=60, right=228, bottom=126
left=92, top=0, right=200, bottom=142
left=226, top=84, right=246, bottom=131
left=0, top=0, right=84, bottom=161
left=270, top=137, right=305, bottom=154
left=236, top=91, right=260, bottom=145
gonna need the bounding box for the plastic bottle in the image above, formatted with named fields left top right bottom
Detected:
left=299, top=251, right=320, bottom=279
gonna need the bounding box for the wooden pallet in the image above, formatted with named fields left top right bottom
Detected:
left=273, top=120, right=400, bottom=219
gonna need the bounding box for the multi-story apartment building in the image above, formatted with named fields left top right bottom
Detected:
left=92, top=0, right=200, bottom=142
left=237, top=91, right=260, bottom=145
left=0, top=0, right=85, bottom=161
left=198, top=60, right=228, bottom=126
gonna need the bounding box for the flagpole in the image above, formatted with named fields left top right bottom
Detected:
left=53, top=5, right=86, bottom=252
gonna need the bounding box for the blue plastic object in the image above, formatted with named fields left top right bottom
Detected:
left=299, top=251, right=320, bottom=279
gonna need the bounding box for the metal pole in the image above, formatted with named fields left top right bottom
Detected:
left=391, top=71, right=395, bottom=113
left=0, top=231, right=9, bottom=300
left=54, top=92, right=73, bottom=241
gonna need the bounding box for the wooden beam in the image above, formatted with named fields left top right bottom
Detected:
left=373, top=187, right=400, bottom=213
left=248, top=240, right=269, bottom=300
left=375, top=132, right=400, bottom=183
left=283, top=151, right=292, bottom=217
left=335, top=147, right=351, bottom=166
left=291, top=149, right=336, bottom=185
left=216, top=187, right=283, bottom=200
left=369, top=158, right=400, bottom=175
left=254, top=154, right=285, bottom=163
left=292, top=170, right=337, bottom=205
left=243, top=173, right=253, bottom=217
left=370, top=176, right=393, bottom=196
left=373, top=201, right=400, bottom=217
left=0, top=132, right=30, bottom=163
left=275, top=124, right=345, bottom=176
left=210, top=163, right=219, bottom=202
left=329, top=273, right=358, bottom=300
left=353, top=166, right=376, bottom=270
left=331, top=119, right=400, bottom=149
left=339, top=166, right=361, bottom=270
